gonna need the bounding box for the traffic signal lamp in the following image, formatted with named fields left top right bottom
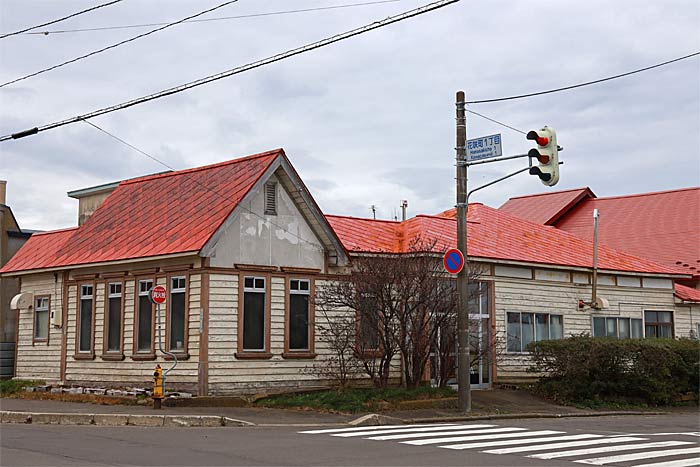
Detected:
left=527, top=126, right=559, bottom=186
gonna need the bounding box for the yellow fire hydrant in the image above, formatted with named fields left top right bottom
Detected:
left=153, top=365, right=163, bottom=410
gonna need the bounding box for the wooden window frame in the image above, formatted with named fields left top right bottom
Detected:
left=282, top=277, right=316, bottom=359
left=505, top=311, right=564, bottom=354
left=236, top=274, right=272, bottom=359
left=32, top=295, right=51, bottom=345
left=643, top=310, right=674, bottom=338
left=74, top=282, right=96, bottom=360
left=164, top=273, right=190, bottom=360
left=132, top=277, right=156, bottom=361
left=101, top=280, right=125, bottom=361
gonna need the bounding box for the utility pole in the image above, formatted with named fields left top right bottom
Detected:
left=455, top=91, right=471, bottom=413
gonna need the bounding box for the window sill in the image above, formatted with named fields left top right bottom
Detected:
left=281, top=352, right=317, bottom=359
left=234, top=352, right=273, bottom=360
left=164, top=352, right=190, bottom=361
left=131, top=353, right=156, bottom=361
left=32, top=339, right=49, bottom=346
left=100, top=353, right=125, bottom=361
left=73, top=353, right=95, bottom=360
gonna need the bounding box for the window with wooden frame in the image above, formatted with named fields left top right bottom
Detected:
left=592, top=316, right=643, bottom=339
left=77, top=284, right=94, bottom=354
left=104, top=282, right=124, bottom=354
left=33, top=296, right=50, bottom=343
left=644, top=311, right=673, bottom=338
left=284, top=278, right=315, bottom=357
left=506, top=312, right=563, bottom=353
left=356, top=293, right=380, bottom=354
left=242, top=276, right=267, bottom=352
left=135, top=279, right=154, bottom=355
left=168, top=276, right=187, bottom=353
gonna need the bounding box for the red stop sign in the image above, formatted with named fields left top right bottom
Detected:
left=149, top=285, right=167, bottom=305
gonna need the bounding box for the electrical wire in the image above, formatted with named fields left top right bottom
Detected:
left=0, top=0, right=124, bottom=39
left=14, top=0, right=402, bottom=35
left=466, top=51, right=700, bottom=104
left=81, top=119, right=326, bottom=252
left=0, top=0, right=240, bottom=88
left=465, top=108, right=526, bottom=135
left=1, top=0, right=460, bottom=142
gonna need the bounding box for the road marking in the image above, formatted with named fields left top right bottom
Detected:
left=331, top=424, right=495, bottom=437
left=299, top=423, right=454, bottom=434
left=575, top=446, right=700, bottom=465
left=440, top=434, right=606, bottom=450
left=403, top=430, right=565, bottom=446
left=632, top=458, right=700, bottom=467
left=368, top=427, right=525, bottom=441
left=483, top=436, right=647, bottom=454
left=529, top=441, right=694, bottom=459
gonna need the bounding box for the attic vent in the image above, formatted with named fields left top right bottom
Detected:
left=264, top=182, right=277, bottom=215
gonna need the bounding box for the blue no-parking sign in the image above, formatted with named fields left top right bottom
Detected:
left=443, top=248, right=464, bottom=274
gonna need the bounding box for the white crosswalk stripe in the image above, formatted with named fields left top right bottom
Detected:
left=403, top=429, right=565, bottom=446
left=368, top=426, right=525, bottom=441
left=298, top=423, right=454, bottom=434
left=483, top=436, right=647, bottom=454
left=529, top=440, right=694, bottom=459
left=440, top=434, right=606, bottom=450
left=575, top=446, right=700, bottom=465
left=332, top=424, right=495, bottom=438
left=632, top=458, right=700, bottom=467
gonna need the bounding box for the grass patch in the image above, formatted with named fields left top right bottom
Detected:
left=0, top=379, right=44, bottom=395
left=256, top=386, right=456, bottom=413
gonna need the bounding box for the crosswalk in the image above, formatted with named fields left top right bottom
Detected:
left=300, top=423, right=700, bottom=466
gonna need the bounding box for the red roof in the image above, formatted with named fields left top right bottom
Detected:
left=499, top=188, right=595, bottom=225
left=1, top=149, right=281, bottom=274
left=327, top=204, right=682, bottom=275
left=675, top=283, right=700, bottom=302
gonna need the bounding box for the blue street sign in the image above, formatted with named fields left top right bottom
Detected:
left=466, top=133, right=502, bottom=161
left=444, top=248, right=465, bottom=274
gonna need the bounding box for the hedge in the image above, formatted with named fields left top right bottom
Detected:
left=527, top=336, right=700, bottom=405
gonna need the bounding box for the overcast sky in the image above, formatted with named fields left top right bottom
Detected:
left=1, top=0, right=698, bottom=231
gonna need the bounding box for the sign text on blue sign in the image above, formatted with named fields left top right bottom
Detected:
left=466, top=133, right=502, bottom=162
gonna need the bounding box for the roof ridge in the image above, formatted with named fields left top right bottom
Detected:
left=325, top=214, right=400, bottom=224
left=507, top=187, right=594, bottom=200
left=592, top=186, right=700, bottom=201
left=31, top=227, right=79, bottom=236
left=121, top=148, right=284, bottom=186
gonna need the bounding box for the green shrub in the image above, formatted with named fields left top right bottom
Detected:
left=0, top=379, right=44, bottom=395
left=528, top=336, right=699, bottom=406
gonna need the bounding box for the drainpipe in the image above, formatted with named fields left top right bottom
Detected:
left=400, top=200, right=408, bottom=221
left=591, top=209, right=600, bottom=307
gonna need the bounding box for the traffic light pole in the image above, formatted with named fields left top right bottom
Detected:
left=455, top=91, right=470, bottom=413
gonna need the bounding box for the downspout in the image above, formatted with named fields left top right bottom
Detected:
left=591, top=209, right=599, bottom=307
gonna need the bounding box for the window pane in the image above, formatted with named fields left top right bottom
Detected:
left=34, top=310, right=48, bottom=340
left=107, top=296, right=121, bottom=351
left=659, top=324, right=672, bottom=338
left=658, top=312, right=672, bottom=323
left=243, top=291, right=265, bottom=350
left=244, top=277, right=254, bottom=288
left=550, top=315, right=563, bottom=340
left=644, top=311, right=657, bottom=323
left=359, top=310, right=379, bottom=350
left=254, top=278, right=264, bottom=289
left=138, top=295, right=152, bottom=351
left=79, top=298, right=92, bottom=352
left=521, top=313, right=534, bottom=350
left=645, top=325, right=657, bottom=338
left=289, top=294, right=309, bottom=350
left=535, top=313, right=549, bottom=341
left=593, top=317, right=606, bottom=337
left=631, top=319, right=643, bottom=338
left=506, top=313, right=521, bottom=352
left=169, top=292, right=186, bottom=351
left=619, top=318, right=630, bottom=339
left=300, top=280, right=309, bottom=291
left=606, top=318, right=618, bottom=337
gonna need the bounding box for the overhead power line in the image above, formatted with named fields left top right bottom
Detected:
left=81, top=119, right=325, bottom=251
left=466, top=51, right=700, bottom=104
left=465, top=108, right=526, bottom=135
left=0, top=0, right=240, bottom=88
left=0, top=0, right=124, bottom=39
left=13, top=0, right=401, bottom=35
left=1, top=0, right=460, bottom=142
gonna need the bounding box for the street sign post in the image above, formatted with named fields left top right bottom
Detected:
left=466, top=133, right=502, bottom=161
left=443, top=248, right=465, bottom=274
left=149, top=285, right=167, bottom=305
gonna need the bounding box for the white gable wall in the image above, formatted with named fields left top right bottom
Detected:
left=208, top=175, right=325, bottom=270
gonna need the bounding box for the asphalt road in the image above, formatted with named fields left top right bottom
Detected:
left=1, top=413, right=698, bottom=466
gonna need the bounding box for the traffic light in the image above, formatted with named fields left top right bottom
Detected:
left=527, top=126, right=559, bottom=187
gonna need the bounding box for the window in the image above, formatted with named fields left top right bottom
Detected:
left=592, top=316, right=643, bottom=339
left=358, top=293, right=380, bottom=351
left=243, top=276, right=266, bottom=351
left=106, top=283, right=122, bottom=352
left=264, top=182, right=277, bottom=215
left=288, top=279, right=310, bottom=351
left=506, top=312, right=563, bottom=352
left=168, top=276, right=187, bottom=352
left=78, top=285, right=94, bottom=353
left=136, top=280, right=153, bottom=352
left=34, top=296, right=49, bottom=341
left=644, top=311, right=673, bottom=338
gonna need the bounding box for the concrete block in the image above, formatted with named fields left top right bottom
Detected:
left=348, top=413, right=403, bottom=427
left=164, top=416, right=223, bottom=428
left=94, top=414, right=129, bottom=426
left=1, top=411, right=32, bottom=424
left=50, top=387, right=64, bottom=394
left=59, top=414, right=94, bottom=425
left=32, top=413, right=63, bottom=424
left=127, top=415, right=164, bottom=427
left=222, top=417, right=256, bottom=427
left=67, top=387, right=84, bottom=394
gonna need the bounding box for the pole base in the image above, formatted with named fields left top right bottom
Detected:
left=153, top=398, right=162, bottom=410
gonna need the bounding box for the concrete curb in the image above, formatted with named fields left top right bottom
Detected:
left=0, top=411, right=258, bottom=428
left=401, top=411, right=669, bottom=424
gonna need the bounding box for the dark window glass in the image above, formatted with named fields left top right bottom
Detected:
left=79, top=298, right=92, bottom=352
left=358, top=296, right=379, bottom=350
left=34, top=298, right=49, bottom=340
left=631, top=319, right=643, bottom=338
left=289, top=294, right=309, bottom=350
left=521, top=313, right=534, bottom=350
left=606, top=317, right=618, bottom=337
left=536, top=313, right=550, bottom=340
left=138, top=295, right=152, bottom=351
left=619, top=318, right=630, bottom=339
left=169, top=292, right=186, bottom=351
left=593, top=317, right=606, bottom=337
left=243, top=291, right=265, bottom=350
left=550, top=315, right=563, bottom=340
left=107, top=296, right=121, bottom=351
left=506, top=312, right=521, bottom=352
left=644, top=311, right=673, bottom=338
